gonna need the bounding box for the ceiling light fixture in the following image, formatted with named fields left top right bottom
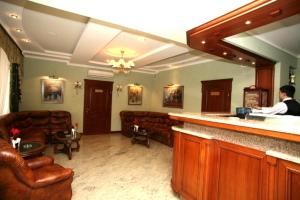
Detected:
left=238, top=57, right=243, bottom=60
left=21, top=39, right=31, bottom=43
left=223, top=52, right=227, bottom=55
left=201, top=40, right=206, bottom=44
left=9, top=14, right=18, bottom=19
left=16, top=28, right=22, bottom=32
left=252, top=61, right=256, bottom=65
left=245, top=20, right=252, bottom=25
left=108, top=50, right=135, bottom=74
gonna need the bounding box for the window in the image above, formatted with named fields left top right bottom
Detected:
left=0, top=48, right=11, bottom=114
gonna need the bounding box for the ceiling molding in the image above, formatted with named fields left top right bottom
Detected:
left=146, top=56, right=202, bottom=68
left=187, top=0, right=300, bottom=67
left=131, top=44, right=175, bottom=62
left=158, top=59, right=215, bottom=72
left=23, top=50, right=71, bottom=60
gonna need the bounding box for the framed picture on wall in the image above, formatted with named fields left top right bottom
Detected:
left=163, top=85, right=184, bottom=108
left=128, top=85, right=143, bottom=105
left=41, top=79, right=64, bottom=104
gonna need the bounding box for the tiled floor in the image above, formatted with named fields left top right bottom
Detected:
left=45, top=134, right=179, bottom=200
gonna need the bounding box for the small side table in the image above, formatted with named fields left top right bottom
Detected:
left=53, top=131, right=81, bottom=160
left=131, top=127, right=150, bottom=148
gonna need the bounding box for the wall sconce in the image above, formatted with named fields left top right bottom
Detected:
left=48, top=74, right=59, bottom=79
left=116, top=84, right=123, bottom=96
left=289, top=66, right=296, bottom=85
left=74, top=81, right=82, bottom=94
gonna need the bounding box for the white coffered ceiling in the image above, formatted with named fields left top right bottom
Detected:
left=0, top=0, right=254, bottom=74
left=1, top=0, right=299, bottom=75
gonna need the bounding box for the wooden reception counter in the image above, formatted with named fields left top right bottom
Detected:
left=169, top=112, right=300, bottom=200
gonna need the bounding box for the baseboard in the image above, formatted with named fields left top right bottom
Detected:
left=110, top=131, right=121, bottom=134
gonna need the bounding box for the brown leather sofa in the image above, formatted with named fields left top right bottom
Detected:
left=0, top=111, right=72, bottom=144
left=0, top=138, right=73, bottom=200
left=120, top=111, right=182, bottom=147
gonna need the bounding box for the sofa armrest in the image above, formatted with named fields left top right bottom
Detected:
left=26, top=156, right=54, bottom=170
left=33, top=164, right=74, bottom=188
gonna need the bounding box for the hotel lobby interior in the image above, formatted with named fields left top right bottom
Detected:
left=0, top=0, right=300, bottom=200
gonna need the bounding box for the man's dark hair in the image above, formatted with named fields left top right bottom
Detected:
left=280, top=85, right=295, bottom=98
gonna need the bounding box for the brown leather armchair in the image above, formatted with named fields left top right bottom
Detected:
left=0, top=138, right=74, bottom=200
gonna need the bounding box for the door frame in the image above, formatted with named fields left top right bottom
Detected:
left=83, top=79, right=113, bottom=134
left=201, top=78, right=232, bottom=113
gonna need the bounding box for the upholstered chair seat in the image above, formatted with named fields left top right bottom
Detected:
left=0, top=138, right=74, bottom=200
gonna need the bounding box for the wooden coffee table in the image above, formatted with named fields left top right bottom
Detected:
left=132, top=128, right=150, bottom=148
left=19, top=141, right=46, bottom=158
left=53, top=131, right=81, bottom=160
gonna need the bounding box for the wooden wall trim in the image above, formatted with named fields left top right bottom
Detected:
left=187, top=0, right=300, bottom=68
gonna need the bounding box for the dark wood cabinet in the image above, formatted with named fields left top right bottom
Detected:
left=244, top=87, right=268, bottom=108
left=171, top=131, right=300, bottom=200
left=277, top=159, right=300, bottom=200
left=171, top=132, right=215, bottom=200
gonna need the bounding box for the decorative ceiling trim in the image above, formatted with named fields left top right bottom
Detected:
left=187, top=0, right=300, bottom=68
left=131, top=44, right=175, bottom=62
left=158, top=59, right=215, bottom=72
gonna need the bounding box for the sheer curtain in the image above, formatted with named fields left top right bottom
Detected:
left=0, top=48, right=11, bottom=114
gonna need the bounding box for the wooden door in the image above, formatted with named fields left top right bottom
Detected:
left=277, top=159, right=300, bottom=200
left=201, top=79, right=232, bottom=112
left=214, top=141, right=266, bottom=200
left=256, top=65, right=274, bottom=106
left=83, top=80, right=113, bottom=134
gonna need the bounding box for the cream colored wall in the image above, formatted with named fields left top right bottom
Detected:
left=20, top=57, right=154, bottom=132
left=150, top=60, right=255, bottom=113
left=21, top=58, right=255, bottom=132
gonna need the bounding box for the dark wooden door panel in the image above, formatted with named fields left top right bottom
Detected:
left=83, top=80, right=112, bottom=134
left=215, top=141, right=265, bottom=200
left=278, top=159, right=300, bottom=200
left=256, top=65, right=274, bottom=106
left=180, top=136, right=201, bottom=200
left=201, top=79, right=232, bottom=112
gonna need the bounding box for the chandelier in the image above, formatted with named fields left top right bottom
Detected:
left=108, top=50, right=135, bottom=74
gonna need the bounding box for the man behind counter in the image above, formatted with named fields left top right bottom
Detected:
left=252, top=85, right=300, bottom=116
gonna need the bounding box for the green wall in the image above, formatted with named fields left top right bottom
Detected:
left=21, top=57, right=255, bottom=132
left=20, top=57, right=154, bottom=132
left=150, top=60, right=255, bottom=113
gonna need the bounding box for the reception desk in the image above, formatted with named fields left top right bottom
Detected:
left=169, top=112, right=300, bottom=200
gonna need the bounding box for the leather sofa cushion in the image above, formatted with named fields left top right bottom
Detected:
left=11, top=118, right=33, bottom=130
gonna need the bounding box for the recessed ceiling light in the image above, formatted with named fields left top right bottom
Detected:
left=238, top=57, right=243, bottom=60
left=245, top=20, right=251, bottom=25
left=16, top=28, right=22, bottom=32
left=252, top=61, right=256, bottom=65
left=201, top=40, right=206, bottom=44
left=223, top=52, right=227, bottom=55
left=9, top=14, right=19, bottom=19
left=21, top=38, right=31, bottom=43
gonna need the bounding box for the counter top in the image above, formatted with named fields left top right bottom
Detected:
left=169, top=112, right=300, bottom=143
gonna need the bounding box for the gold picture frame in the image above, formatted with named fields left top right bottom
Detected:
left=41, top=79, right=64, bottom=104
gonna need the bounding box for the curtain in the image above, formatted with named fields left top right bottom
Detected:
left=0, top=48, right=11, bottom=114
left=10, top=63, right=21, bottom=112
